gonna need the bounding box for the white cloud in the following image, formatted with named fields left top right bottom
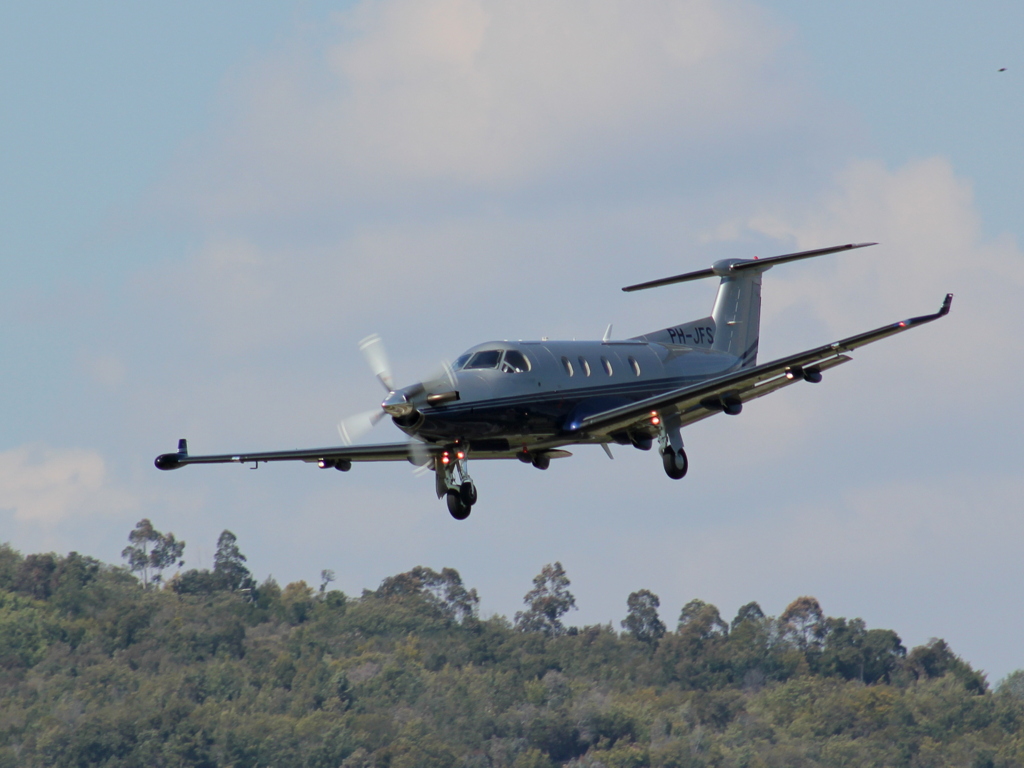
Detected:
left=695, top=156, right=1024, bottom=430
left=0, top=445, right=135, bottom=524
left=740, top=156, right=1023, bottom=328
left=168, top=0, right=799, bottom=220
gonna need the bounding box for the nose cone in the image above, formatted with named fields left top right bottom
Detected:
left=381, top=389, right=416, bottom=417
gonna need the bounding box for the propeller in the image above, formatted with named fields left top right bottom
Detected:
left=337, top=409, right=387, bottom=446
left=358, top=334, right=394, bottom=391
left=335, top=334, right=457, bottom=466
left=408, top=438, right=434, bottom=476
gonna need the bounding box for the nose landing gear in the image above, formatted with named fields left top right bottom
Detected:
left=436, top=446, right=477, bottom=520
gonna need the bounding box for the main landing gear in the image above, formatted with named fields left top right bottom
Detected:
left=662, top=447, right=688, bottom=479
left=657, top=417, right=688, bottom=480
left=436, top=446, right=477, bottom=520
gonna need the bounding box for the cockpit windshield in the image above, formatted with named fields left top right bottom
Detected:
left=452, top=349, right=531, bottom=373
left=461, top=350, right=502, bottom=370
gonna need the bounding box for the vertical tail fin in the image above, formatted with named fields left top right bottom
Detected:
left=710, top=267, right=762, bottom=367
left=621, top=242, right=876, bottom=368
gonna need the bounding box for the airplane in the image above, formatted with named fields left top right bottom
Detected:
left=156, top=242, right=953, bottom=520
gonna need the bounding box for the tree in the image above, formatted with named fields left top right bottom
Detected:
left=780, top=596, right=826, bottom=651
left=622, top=589, right=666, bottom=642
left=677, top=599, right=728, bottom=639
left=997, top=670, right=1024, bottom=700
left=14, top=553, right=57, bottom=600
left=121, top=519, right=185, bottom=588
left=213, top=530, right=254, bottom=592
left=906, top=638, right=987, bottom=693
left=377, top=566, right=479, bottom=622
left=731, top=601, right=765, bottom=631
left=319, top=569, right=336, bottom=596
left=817, top=617, right=906, bottom=683
left=515, top=562, right=577, bottom=636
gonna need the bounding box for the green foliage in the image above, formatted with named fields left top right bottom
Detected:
left=515, top=562, right=578, bottom=636
left=998, top=670, right=1024, bottom=700
left=121, top=518, right=185, bottom=588
left=377, top=565, right=480, bottom=622
left=623, top=589, right=666, bottom=643
left=212, top=529, right=255, bottom=593
left=0, top=540, right=1019, bottom=768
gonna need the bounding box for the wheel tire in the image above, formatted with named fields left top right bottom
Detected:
left=447, top=490, right=471, bottom=520
left=662, top=448, right=688, bottom=480
left=459, top=481, right=478, bottom=506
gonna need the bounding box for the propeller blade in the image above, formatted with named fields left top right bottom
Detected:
left=440, top=359, right=455, bottom=390
left=337, top=409, right=386, bottom=446
left=359, top=334, right=395, bottom=391
left=409, top=439, right=434, bottom=476
left=420, top=359, right=456, bottom=398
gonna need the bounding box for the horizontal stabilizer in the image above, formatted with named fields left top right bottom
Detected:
left=622, top=242, right=876, bottom=292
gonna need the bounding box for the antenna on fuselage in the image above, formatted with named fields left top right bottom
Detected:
left=620, top=242, right=877, bottom=292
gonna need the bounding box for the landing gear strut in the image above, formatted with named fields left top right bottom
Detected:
left=436, top=446, right=477, bottom=520
left=657, top=415, right=688, bottom=480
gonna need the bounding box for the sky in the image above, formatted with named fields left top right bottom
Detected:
left=2, top=1, right=1023, bottom=681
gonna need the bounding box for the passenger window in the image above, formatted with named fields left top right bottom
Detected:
left=628, top=356, right=641, bottom=376
left=601, top=356, right=613, bottom=376
left=578, top=356, right=591, bottom=377
left=465, top=350, right=502, bottom=369
left=561, top=356, right=574, bottom=376
left=501, top=350, right=531, bottom=373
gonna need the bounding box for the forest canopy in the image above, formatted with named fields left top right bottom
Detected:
left=0, top=523, right=1020, bottom=767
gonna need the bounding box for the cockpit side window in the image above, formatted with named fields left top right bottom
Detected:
left=452, top=353, right=472, bottom=371
left=465, top=350, right=502, bottom=369
left=501, top=350, right=531, bottom=373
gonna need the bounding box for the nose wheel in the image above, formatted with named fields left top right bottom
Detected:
left=436, top=446, right=478, bottom=520
left=446, top=482, right=476, bottom=520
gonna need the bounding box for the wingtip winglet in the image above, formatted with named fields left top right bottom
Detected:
left=939, top=293, right=953, bottom=316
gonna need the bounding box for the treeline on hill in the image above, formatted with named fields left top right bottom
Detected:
left=0, top=521, right=1022, bottom=768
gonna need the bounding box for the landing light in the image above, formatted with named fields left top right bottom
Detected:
left=650, top=411, right=661, bottom=426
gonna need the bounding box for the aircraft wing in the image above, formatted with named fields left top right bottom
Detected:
left=155, top=440, right=430, bottom=470
left=573, top=294, right=953, bottom=439
left=155, top=438, right=567, bottom=470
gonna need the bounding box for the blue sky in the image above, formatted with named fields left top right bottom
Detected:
left=3, top=1, right=1023, bottom=682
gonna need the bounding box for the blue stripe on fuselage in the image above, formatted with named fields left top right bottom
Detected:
left=413, top=372, right=727, bottom=442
